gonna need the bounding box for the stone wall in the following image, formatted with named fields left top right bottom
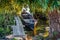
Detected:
left=48, top=9, right=60, bottom=37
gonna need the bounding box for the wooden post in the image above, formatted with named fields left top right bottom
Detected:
left=34, top=25, right=36, bottom=36
left=34, top=20, right=37, bottom=36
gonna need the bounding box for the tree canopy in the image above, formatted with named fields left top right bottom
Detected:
left=0, top=0, right=60, bottom=13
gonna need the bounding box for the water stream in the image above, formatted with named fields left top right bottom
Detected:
left=12, top=16, right=25, bottom=38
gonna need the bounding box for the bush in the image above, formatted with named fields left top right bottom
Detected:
left=0, top=13, right=15, bottom=38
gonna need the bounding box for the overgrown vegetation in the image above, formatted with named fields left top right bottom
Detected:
left=0, top=13, right=15, bottom=38
left=0, top=0, right=60, bottom=38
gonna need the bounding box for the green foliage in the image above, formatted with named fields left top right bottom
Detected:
left=0, top=0, right=59, bottom=13
left=0, top=13, right=14, bottom=38
left=0, top=27, right=6, bottom=38
left=37, top=25, right=45, bottom=33
left=35, top=35, right=44, bottom=40
left=53, top=31, right=59, bottom=36
left=34, top=11, right=48, bottom=25
left=12, top=38, right=17, bottom=40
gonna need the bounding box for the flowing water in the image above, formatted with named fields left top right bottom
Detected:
left=12, top=16, right=25, bottom=38
left=12, top=6, right=30, bottom=38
